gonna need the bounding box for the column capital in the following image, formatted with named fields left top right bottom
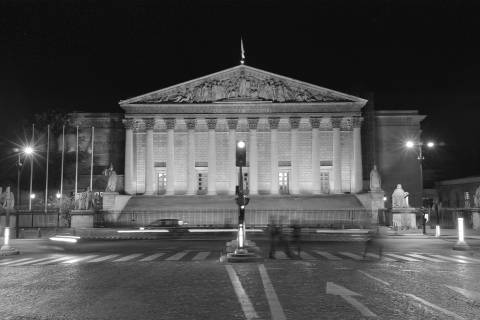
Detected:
left=144, top=118, right=155, bottom=130
left=123, top=118, right=137, bottom=130
left=227, top=118, right=238, bottom=130
left=331, top=117, right=342, bottom=129
left=289, top=117, right=301, bottom=129
left=164, top=118, right=176, bottom=130
left=206, top=118, right=217, bottom=130
left=309, top=117, right=321, bottom=129
left=352, top=117, right=363, bottom=128
left=268, top=117, right=280, bottom=129
left=185, top=118, right=197, bottom=130
left=247, top=117, right=259, bottom=130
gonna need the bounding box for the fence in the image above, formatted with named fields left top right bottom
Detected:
left=102, top=208, right=372, bottom=229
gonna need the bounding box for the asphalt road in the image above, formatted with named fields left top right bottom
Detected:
left=1, top=238, right=480, bottom=320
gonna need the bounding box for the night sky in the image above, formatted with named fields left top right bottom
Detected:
left=1, top=0, right=480, bottom=183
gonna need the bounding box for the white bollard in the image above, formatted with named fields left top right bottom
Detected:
left=3, top=227, right=10, bottom=246
left=458, top=218, right=464, bottom=242
left=435, top=225, right=441, bottom=237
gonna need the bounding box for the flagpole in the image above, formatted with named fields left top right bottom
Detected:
left=75, top=125, right=79, bottom=197
left=28, top=124, right=35, bottom=211
left=44, top=124, right=50, bottom=213
left=89, top=126, right=94, bottom=191
left=60, top=125, right=65, bottom=204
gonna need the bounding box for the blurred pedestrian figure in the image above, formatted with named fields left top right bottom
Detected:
left=291, top=220, right=302, bottom=255
left=268, top=216, right=279, bottom=259
left=268, top=216, right=293, bottom=259
left=363, top=226, right=386, bottom=259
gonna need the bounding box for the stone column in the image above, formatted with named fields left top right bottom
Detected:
left=165, top=118, right=176, bottom=195
left=310, top=117, right=321, bottom=194
left=248, top=118, right=259, bottom=195
left=268, top=117, right=280, bottom=195
left=206, top=118, right=217, bottom=195
left=351, top=117, right=363, bottom=193
left=289, top=117, right=301, bottom=195
left=144, top=118, right=155, bottom=195
left=331, top=117, right=342, bottom=194
left=123, top=119, right=136, bottom=195
left=227, top=118, right=238, bottom=195
left=185, top=118, right=196, bottom=195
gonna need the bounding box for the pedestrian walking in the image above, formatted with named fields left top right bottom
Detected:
left=363, top=226, right=386, bottom=259
left=291, top=221, right=302, bottom=255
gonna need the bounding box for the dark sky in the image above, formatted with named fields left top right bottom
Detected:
left=1, top=0, right=480, bottom=182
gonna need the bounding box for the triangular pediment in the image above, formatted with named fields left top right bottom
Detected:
left=120, top=64, right=364, bottom=105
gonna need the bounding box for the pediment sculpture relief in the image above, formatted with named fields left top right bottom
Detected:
left=143, top=73, right=347, bottom=104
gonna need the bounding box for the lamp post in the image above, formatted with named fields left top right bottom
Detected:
left=405, top=140, right=435, bottom=234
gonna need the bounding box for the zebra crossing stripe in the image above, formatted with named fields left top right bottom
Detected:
left=384, top=253, right=420, bottom=262
left=10, top=256, right=59, bottom=266
left=430, top=255, right=470, bottom=264
left=338, top=252, right=364, bottom=260
left=165, top=251, right=189, bottom=261
left=299, top=252, right=315, bottom=260
left=192, top=252, right=210, bottom=261
left=453, top=255, right=480, bottom=263
left=405, top=254, right=445, bottom=263
left=112, top=254, right=143, bottom=262
left=0, top=258, right=33, bottom=266
left=34, top=256, right=73, bottom=265
left=62, top=255, right=99, bottom=264
left=0, top=258, right=15, bottom=264
left=139, top=253, right=166, bottom=262
left=365, top=253, right=395, bottom=261
left=314, top=251, right=341, bottom=260
left=88, top=254, right=121, bottom=263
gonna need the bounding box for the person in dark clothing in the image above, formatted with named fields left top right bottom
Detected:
left=363, top=226, right=385, bottom=259
left=268, top=216, right=293, bottom=259
left=291, top=221, right=302, bottom=255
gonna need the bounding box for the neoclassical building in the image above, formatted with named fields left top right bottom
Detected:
left=119, top=64, right=367, bottom=197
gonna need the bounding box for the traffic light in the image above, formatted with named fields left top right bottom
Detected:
left=236, top=140, right=246, bottom=167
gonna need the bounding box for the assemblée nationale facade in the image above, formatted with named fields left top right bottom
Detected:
left=105, top=64, right=424, bottom=205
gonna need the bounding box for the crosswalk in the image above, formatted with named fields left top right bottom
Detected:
left=0, top=250, right=479, bottom=267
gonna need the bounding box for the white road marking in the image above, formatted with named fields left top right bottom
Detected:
left=338, top=252, right=364, bottom=260
left=10, top=256, right=58, bottom=266
left=299, top=252, right=315, bottom=260
left=165, top=251, right=189, bottom=261
left=225, top=265, right=259, bottom=320
left=0, top=258, right=15, bottom=264
left=112, top=253, right=143, bottom=262
left=62, top=255, right=98, bottom=264
left=384, top=253, right=420, bottom=262
left=405, top=253, right=445, bottom=263
left=326, top=282, right=377, bottom=318
left=429, top=255, right=470, bottom=264
left=365, top=253, right=395, bottom=261
left=34, top=256, right=73, bottom=265
left=445, top=285, right=480, bottom=302
left=453, top=255, right=480, bottom=263
left=314, top=251, right=341, bottom=260
left=192, top=252, right=210, bottom=261
left=259, top=264, right=287, bottom=320
left=139, top=253, right=166, bottom=262
left=88, top=254, right=121, bottom=263
left=357, top=270, right=390, bottom=286
left=0, top=258, right=33, bottom=265
left=405, top=293, right=466, bottom=320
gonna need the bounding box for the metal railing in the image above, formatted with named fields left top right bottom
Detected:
left=100, top=208, right=372, bottom=228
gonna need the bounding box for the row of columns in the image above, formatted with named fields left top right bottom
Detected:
left=123, top=116, right=363, bottom=196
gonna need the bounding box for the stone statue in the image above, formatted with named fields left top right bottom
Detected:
left=369, top=165, right=382, bottom=192
left=392, top=184, right=409, bottom=208
left=3, top=186, right=14, bottom=209
left=104, top=163, right=118, bottom=192
left=474, top=186, right=480, bottom=208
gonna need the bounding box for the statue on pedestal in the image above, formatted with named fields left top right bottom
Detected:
left=369, top=165, right=382, bottom=192
left=2, top=186, right=15, bottom=210
left=392, top=184, right=409, bottom=208
left=104, top=163, right=117, bottom=192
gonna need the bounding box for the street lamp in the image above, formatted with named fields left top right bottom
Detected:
left=405, top=140, right=435, bottom=234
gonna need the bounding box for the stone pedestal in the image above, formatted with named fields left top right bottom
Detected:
left=473, top=211, right=480, bottom=231
left=70, top=210, right=95, bottom=228
left=102, top=192, right=120, bottom=211
left=392, top=208, right=417, bottom=230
